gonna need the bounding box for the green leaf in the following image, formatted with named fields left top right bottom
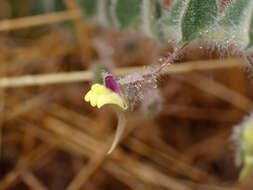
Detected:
left=115, top=0, right=143, bottom=30
left=181, top=0, right=218, bottom=42
left=161, top=0, right=186, bottom=26
left=247, top=12, right=253, bottom=48
left=31, top=0, right=65, bottom=15
left=142, top=0, right=163, bottom=40
left=105, top=0, right=114, bottom=25
left=93, top=63, right=111, bottom=84
left=77, top=0, right=98, bottom=18
left=160, top=0, right=187, bottom=44
left=216, top=0, right=253, bottom=49
left=219, top=0, right=252, bottom=28
left=55, top=0, right=66, bottom=12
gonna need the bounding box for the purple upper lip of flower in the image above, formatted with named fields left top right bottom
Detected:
left=104, top=75, right=121, bottom=95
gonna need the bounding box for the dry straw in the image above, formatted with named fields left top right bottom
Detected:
left=0, top=58, right=242, bottom=88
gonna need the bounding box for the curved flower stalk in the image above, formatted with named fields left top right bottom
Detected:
left=233, top=113, right=253, bottom=181
left=84, top=74, right=128, bottom=154
left=84, top=43, right=189, bottom=154
left=107, top=107, right=126, bottom=154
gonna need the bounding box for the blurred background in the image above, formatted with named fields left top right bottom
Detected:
left=0, top=0, right=253, bottom=189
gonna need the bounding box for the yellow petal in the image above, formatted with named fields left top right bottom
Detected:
left=89, top=92, right=98, bottom=107
left=97, top=93, right=124, bottom=109
left=84, top=90, right=92, bottom=102
left=84, top=83, right=127, bottom=110
left=84, top=90, right=97, bottom=107
left=91, top=83, right=108, bottom=94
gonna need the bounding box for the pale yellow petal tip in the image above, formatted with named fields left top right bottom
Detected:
left=84, top=91, right=91, bottom=102
left=84, top=83, right=128, bottom=110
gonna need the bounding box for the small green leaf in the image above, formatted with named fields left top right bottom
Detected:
left=150, top=0, right=163, bottom=37
left=142, top=0, right=163, bottom=40
left=219, top=0, right=252, bottom=28
left=161, top=0, right=186, bottom=26
left=32, top=0, right=64, bottom=15
left=160, top=0, right=187, bottom=44
left=93, top=63, right=111, bottom=84
left=105, top=0, right=114, bottom=25
left=181, top=0, right=218, bottom=42
left=77, top=0, right=98, bottom=18
left=247, top=13, right=253, bottom=49
left=216, top=0, right=253, bottom=50
left=115, top=0, right=143, bottom=30
left=55, top=0, right=66, bottom=12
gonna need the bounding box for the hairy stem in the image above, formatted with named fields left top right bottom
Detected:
left=126, top=42, right=190, bottom=85
left=154, top=42, right=190, bottom=75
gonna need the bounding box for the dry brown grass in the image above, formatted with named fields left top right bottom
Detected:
left=1, top=1, right=253, bottom=190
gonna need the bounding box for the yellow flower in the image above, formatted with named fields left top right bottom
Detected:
left=84, top=84, right=127, bottom=110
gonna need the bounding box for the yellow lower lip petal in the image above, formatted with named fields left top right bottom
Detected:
left=84, top=91, right=92, bottom=102
left=90, top=93, right=98, bottom=107
left=97, top=94, right=123, bottom=109
left=84, top=83, right=127, bottom=110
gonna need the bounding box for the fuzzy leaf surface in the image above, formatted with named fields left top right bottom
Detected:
left=219, top=0, right=252, bottom=28
left=150, top=0, right=163, bottom=36
left=161, top=0, right=185, bottom=26
left=219, top=0, right=253, bottom=49
left=247, top=13, right=253, bottom=48
left=115, top=0, right=143, bottom=30
left=181, top=0, right=218, bottom=42
left=142, top=0, right=163, bottom=39
left=77, top=0, right=98, bottom=18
